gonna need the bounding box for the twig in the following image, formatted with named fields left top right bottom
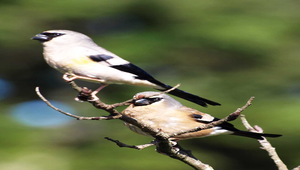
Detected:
left=35, top=85, right=169, bottom=139
left=140, top=84, right=181, bottom=100
left=175, top=150, right=214, bottom=170
left=169, top=96, right=255, bottom=138
left=107, top=99, right=134, bottom=108
left=38, top=83, right=280, bottom=170
left=160, top=84, right=181, bottom=94
left=103, top=84, right=180, bottom=109
left=105, top=137, right=154, bottom=150
left=68, top=81, right=82, bottom=92
left=156, top=141, right=214, bottom=170
left=36, top=85, right=163, bottom=138
left=105, top=135, right=213, bottom=170
left=238, top=96, right=255, bottom=112
left=240, top=115, right=288, bottom=170
left=293, top=166, right=300, bottom=170
left=240, top=114, right=255, bottom=132
left=35, top=87, right=121, bottom=120
left=70, top=82, right=133, bottom=111
left=36, top=85, right=213, bottom=170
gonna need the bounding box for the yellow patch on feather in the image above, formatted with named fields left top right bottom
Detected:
left=68, top=56, right=93, bottom=67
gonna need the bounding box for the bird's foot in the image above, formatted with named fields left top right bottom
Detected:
left=88, top=90, right=100, bottom=101
left=63, top=73, right=78, bottom=82
left=75, top=87, right=100, bottom=102
left=85, top=84, right=108, bottom=102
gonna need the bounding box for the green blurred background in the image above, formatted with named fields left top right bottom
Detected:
left=1, top=0, right=299, bottom=169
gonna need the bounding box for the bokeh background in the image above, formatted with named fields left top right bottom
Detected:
left=1, top=0, right=299, bottom=169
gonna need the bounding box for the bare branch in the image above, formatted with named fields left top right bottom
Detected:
left=238, top=96, right=255, bottom=112
left=156, top=141, right=214, bottom=170
left=175, top=151, right=214, bottom=170
left=38, top=83, right=283, bottom=170
left=105, top=137, right=154, bottom=150
left=293, top=166, right=300, bottom=170
left=160, top=84, right=181, bottom=94
left=240, top=114, right=255, bottom=132
left=140, top=84, right=181, bottom=99
left=68, top=80, right=82, bottom=92
left=169, top=96, right=255, bottom=138
left=240, top=115, right=288, bottom=170
left=35, top=87, right=121, bottom=120
left=72, top=83, right=133, bottom=110
left=36, top=84, right=214, bottom=170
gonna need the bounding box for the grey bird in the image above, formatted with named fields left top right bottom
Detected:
left=32, top=30, right=220, bottom=107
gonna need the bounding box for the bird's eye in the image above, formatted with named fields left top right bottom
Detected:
left=42, top=32, right=65, bottom=38
left=133, top=97, right=162, bottom=106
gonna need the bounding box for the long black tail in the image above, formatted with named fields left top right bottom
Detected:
left=114, top=62, right=220, bottom=107
left=232, top=130, right=282, bottom=140
left=156, top=84, right=220, bottom=107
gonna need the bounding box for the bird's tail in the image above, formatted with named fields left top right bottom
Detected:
left=232, top=130, right=282, bottom=140
left=156, top=84, right=220, bottom=107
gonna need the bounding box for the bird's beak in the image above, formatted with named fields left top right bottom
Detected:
left=31, top=33, right=49, bottom=42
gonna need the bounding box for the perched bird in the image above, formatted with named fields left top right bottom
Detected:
left=31, top=30, right=220, bottom=107
left=122, top=91, right=282, bottom=141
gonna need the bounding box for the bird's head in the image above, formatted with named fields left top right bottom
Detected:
left=131, top=91, right=183, bottom=109
left=31, top=30, right=93, bottom=45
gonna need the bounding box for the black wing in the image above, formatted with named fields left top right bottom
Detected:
left=90, top=54, right=221, bottom=107
left=110, top=63, right=167, bottom=87
left=192, top=114, right=237, bottom=131
left=89, top=54, right=168, bottom=87
left=89, top=54, right=114, bottom=64
left=111, top=63, right=221, bottom=107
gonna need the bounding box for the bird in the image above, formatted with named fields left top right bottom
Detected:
left=122, top=91, right=282, bottom=141
left=31, top=30, right=220, bottom=107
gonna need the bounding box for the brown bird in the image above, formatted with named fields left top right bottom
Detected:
left=122, top=91, right=282, bottom=141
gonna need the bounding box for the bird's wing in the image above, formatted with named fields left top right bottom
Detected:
left=86, top=53, right=220, bottom=107
left=180, top=106, right=237, bottom=131
left=179, top=106, right=216, bottom=123
left=89, top=54, right=114, bottom=64
left=88, top=54, right=167, bottom=87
